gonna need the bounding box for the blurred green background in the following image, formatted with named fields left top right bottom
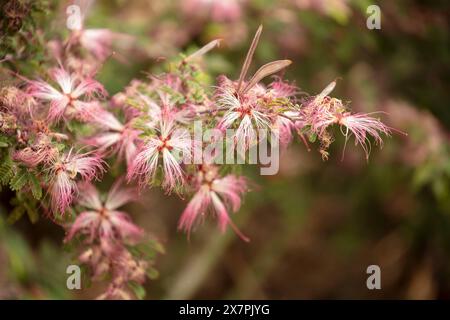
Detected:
left=1, top=0, right=449, bottom=299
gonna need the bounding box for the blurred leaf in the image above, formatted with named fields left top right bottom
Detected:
left=128, top=281, right=146, bottom=300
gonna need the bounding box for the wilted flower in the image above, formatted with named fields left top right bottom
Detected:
left=297, top=81, right=392, bottom=159
left=13, top=133, right=58, bottom=167
left=78, top=245, right=111, bottom=279
left=337, top=112, right=391, bottom=159
left=0, top=86, right=36, bottom=120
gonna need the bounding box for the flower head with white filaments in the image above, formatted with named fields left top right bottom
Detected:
left=178, top=165, right=250, bottom=241
left=65, top=178, right=154, bottom=300
left=85, top=109, right=140, bottom=167
left=0, top=16, right=407, bottom=301
left=296, top=80, right=397, bottom=160
left=67, top=1, right=134, bottom=62
left=47, top=148, right=105, bottom=214
left=214, top=25, right=293, bottom=153
left=127, top=116, right=193, bottom=193
left=65, top=178, right=143, bottom=252
left=27, top=67, right=106, bottom=122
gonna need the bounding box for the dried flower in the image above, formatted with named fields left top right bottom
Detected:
left=297, top=81, right=392, bottom=159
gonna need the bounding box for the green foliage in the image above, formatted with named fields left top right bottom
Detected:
left=9, top=167, right=28, bottom=191
left=0, top=0, right=54, bottom=74
left=7, top=205, right=25, bottom=224
left=9, top=191, right=40, bottom=224
left=29, top=173, right=43, bottom=200
left=9, top=167, right=43, bottom=202
left=0, top=215, right=71, bottom=299
left=0, top=151, right=14, bottom=185
left=128, top=281, right=146, bottom=300
left=0, top=135, right=10, bottom=147
left=128, top=237, right=164, bottom=283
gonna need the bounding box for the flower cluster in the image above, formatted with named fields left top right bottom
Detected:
left=0, top=18, right=396, bottom=299
left=65, top=179, right=160, bottom=299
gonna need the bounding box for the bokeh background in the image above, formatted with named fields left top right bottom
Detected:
left=1, top=0, right=449, bottom=299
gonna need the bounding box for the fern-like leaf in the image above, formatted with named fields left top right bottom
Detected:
left=10, top=168, right=28, bottom=191
left=0, top=154, right=13, bottom=185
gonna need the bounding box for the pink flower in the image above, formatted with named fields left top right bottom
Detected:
left=337, top=112, right=391, bottom=159
left=48, top=149, right=105, bottom=214
left=13, top=133, right=58, bottom=167
left=297, top=81, right=392, bottom=159
left=96, top=248, right=148, bottom=300
left=126, top=90, right=199, bottom=192
left=182, top=0, right=244, bottom=22
left=127, top=119, right=193, bottom=192
left=178, top=166, right=249, bottom=241
left=78, top=246, right=110, bottom=279
left=269, top=78, right=299, bottom=99
left=0, top=86, right=36, bottom=120
left=67, top=2, right=134, bottom=63
left=79, top=29, right=115, bottom=61
left=65, top=178, right=143, bottom=252
left=216, top=79, right=271, bottom=152
left=73, top=28, right=134, bottom=62
left=86, top=110, right=140, bottom=166
left=79, top=244, right=149, bottom=300
left=27, top=67, right=106, bottom=122
left=139, top=92, right=194, bottom=128
left=272, top=114, right=295, bottom=147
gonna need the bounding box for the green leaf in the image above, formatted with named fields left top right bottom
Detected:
left=7, top=206, right=26, bottom=224
left=0, top=134, right=10, bottom=147
left=0, top=154, right=13, bottom=185
left=128, top=281, right=146, bottom=300
left=29, top=174, right=43, bottom=200
left=10, top=169, right=28, bottom=191
left=146, top=267, right=159, bottom=280
left=24, top=202, right=39, bottom=224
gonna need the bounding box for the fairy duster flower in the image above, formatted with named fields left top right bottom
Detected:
left=27, top=67, right=106, bottom=122
left=298, top=81, right=392, bottom=159
left=86, top=110, right=140, bottom=166
left=178, top=165, right=249, bottom=241
left=48, top=149, right=105, bottom=214
left=65, top=178, right=143, bottom=252
left=127, top=118, right=193, bottom=192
